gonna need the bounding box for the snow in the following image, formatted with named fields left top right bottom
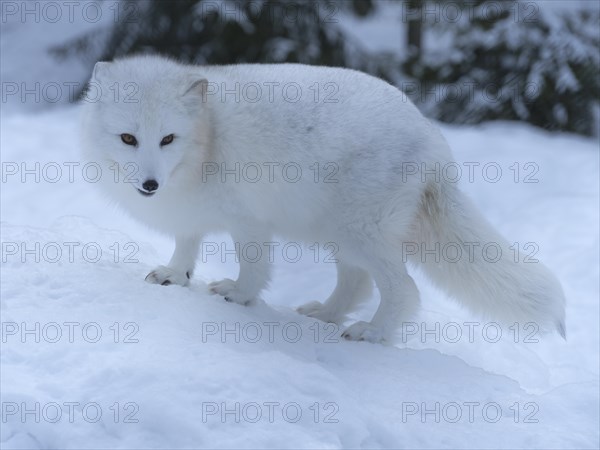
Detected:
left=1, top=1, right=599, bottom=448
left=1, top=107, right=598, bottom=449
left=337, top=1, right=405, bottom=54
left=0, top=1, right=112, bottom=113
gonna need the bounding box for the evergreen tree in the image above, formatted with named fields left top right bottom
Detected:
left=52, top=0, right=378, bottom=74
left=403, top=0, right=600, bottom=136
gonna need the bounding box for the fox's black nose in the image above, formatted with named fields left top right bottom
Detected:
left=142, top=179, right=159, bottom=192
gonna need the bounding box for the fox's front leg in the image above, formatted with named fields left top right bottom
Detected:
left=145, top=235, right=201, bottom=286
left=208, top=232, right=271, bottom=305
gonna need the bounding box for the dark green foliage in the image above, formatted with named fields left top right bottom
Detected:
left=404, top=0, right=600, bottom=136
left=52, top=0, right=372, bottom=67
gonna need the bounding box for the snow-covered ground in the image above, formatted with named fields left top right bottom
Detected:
left=1, top=1, right=599, bottom=448
left=1, top=106, right=598, bottom=449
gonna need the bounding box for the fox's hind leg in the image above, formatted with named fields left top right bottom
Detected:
left=340, top=240, right=421, bottom=343
left=297, top=262, right=372, bottom=324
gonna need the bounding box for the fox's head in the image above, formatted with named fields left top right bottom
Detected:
left=81, top=55, right=210, bottom=198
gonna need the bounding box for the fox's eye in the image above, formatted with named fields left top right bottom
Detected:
left=160, top=134, right=174, bottom=147
left=120, top=133, right=137, bottom=146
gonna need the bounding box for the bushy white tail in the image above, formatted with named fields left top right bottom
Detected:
left=408, top=181, right=566, bottom=338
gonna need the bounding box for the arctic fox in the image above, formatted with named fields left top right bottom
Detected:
left=80, top=55, right=566, bottom=343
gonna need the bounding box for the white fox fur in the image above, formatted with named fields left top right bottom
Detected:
left=80, top=55, right=566, bottom=343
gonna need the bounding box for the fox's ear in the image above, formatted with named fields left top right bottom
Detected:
left=181, top=76, right=208, bottom=99
left=92, top=61, right=111, bottom=84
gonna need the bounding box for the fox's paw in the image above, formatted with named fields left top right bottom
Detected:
left=145, top=265, right=190, bottom=287
left=296, top=301, right=339, bottom=323
left=341, top=321, right=384, bottom=343
left=208, top=279, right=253, bottom=306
